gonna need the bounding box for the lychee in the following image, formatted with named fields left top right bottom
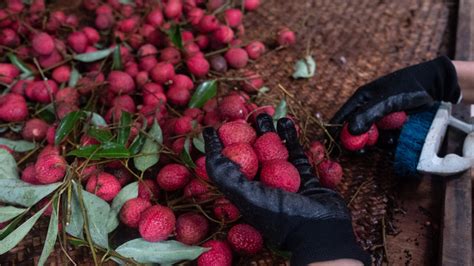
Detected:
left=138, top=179, right=160, bottom=201
left=52, top=65, right=71, bottom=83
left=0, top=64, right=20, bottom=85
left=308, top=141, right=326, bottom=165
left=366, top=124, right=379, bottom=146
left=0, top=93, right=28, bottom=122
left=174, top=116, right=194, bottom=135
left=317, top=159, right=343, bottom=189
left=213, top=26, right=234, bottom=44
left=218, top=121, right=257, bottom=147
left=213, top=197, right=240, bottom=221
left=138, top=205, right=175, bottom=242
left=277, top=27, right=296, bottom=46
left=184, top=178, right=211, bottom=201
left=218, top=95, right=248, bottom=121
left=176, top=212, right=209, bottom=245
left=198, top=240, right=233, bottom=266
left=167, top=85, right=191, bottom=106
left=260, top=159, right=300, bottom=192
left=146, top=9, right=163, bottom=27
left=199, top=15, right=219, bottom=32
left=186, top=54, right=210, bottom=77
left=86, top=172, right=122, bottom=201
left=120, top=198, right=152, bottom=228
left=376, top=111, right=408, bottom=130
left=340, top=123, right=368, bottom=151
left=222, top=143, right=258, bottom=180
left=253, top=132, right=289, bottom=162
left=224, top=9, right=242, bottom=28
left=245, top=41, right=265, bottom=60
left=227, top=224, right=263, bottom=255
left=21, top=118, right=49, bottom=141
left=156, top=164, right=191, bottom=191
left=210, top=55, right=228, bottom=73
left=67, top=31, right=88, bottom=53
left=224, top=48, right=248, bottom=69
left=35, top=146, right=67, bottom=184
left=107, top=71, right=135, bottom=94
left=195, top=156, right=209, bottom=181
left=31, top=32, right=55, bottom=56
left=21, top=164, right=40, bottom=185
left=243, top=0, right=260, bottom=11
left=150, top=62, right=175, bottom=84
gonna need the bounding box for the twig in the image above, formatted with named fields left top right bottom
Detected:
left=347, top=180, right=369, bottom=207
left=75, top=185, right=99, bottom=265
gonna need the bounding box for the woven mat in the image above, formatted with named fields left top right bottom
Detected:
left=0, top=0, right=452, bottom=265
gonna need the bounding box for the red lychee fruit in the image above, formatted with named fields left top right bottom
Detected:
left=213, top=197, right=240, bottom=221
left=186, top=54, right=210, bottom=78
left=0, top=63, right=20, bottom=84
left=35, top=146, right=67, bottom=184
left=222, top=143, right=258, bottom=180
left=21, top=118, right=49, bottom=141
left=138, top=179, right=160, bottom=201
left=213, top=25, right=234, bottom=44
left=25, top=80, right=59, bottom=103
left=31, top=32, right=54, bottom=56
left=241, top=71, right=264, bottom=93
left=176, top=212, right=209, bottom=245
left=138, top=205, right=175, bottom=242
left=224, top=8, right=242, bottom=28
left=52, top=65, right=71, bottom=83
left=86, top=172, right=122, bottom=201
left=38, top=49, right=63, bottom=69
left=107, top=71, right=135, bottom=94
left=227, top=224, right=263, bottom=255
left=308, top=141, right=326, bottom=165
left=340, top=123, right=369, bottom=151
left=253, top=132, right=289, bottom=162
left=224, top=48, right=248, bottom=69
left=218, top=95, right=248, bottom=121
left=376, top=111, right=408, bottom=130
left=150, top=62, right=175, bottom=84
left=366, top=124, right=379, bottom=146
left=146, top=9, right=163, bottom=27
left=21, top=164, right=40, bottom=185
left=0, top=93, right=28, bottom=122
left=218, top=121, right=257, bottom=147
left=184, top=108, right=203, bottom=122
left=82, top=26, right=100, bottom=45
left=167, top=85, right=191, bottom=106
left=174, top=116, right=194, bottom=135
left=199, top=15, right=219, bottom=32
left=277, top=27, right=296, bottom=46
left=184, top=179, right=211, bottom=201
left=120, top=198, right=152, bottom=228
left=164, top=0, right=183, bottom=19
left=243, top=0, right=260, bottom=11
left=260, top=159, right=300, bottom=192
left=198, top=240, right=233, bottom=266
left=172, top=74, right=194, bottom=91
left=67, top=31, right=88, bottom=53
left=160, top=47, right=181, bottom=65
left=245, top=41, right=266, bottom=60
left=187, top=8, right=204, bottom=25
left=317, top=159, right=343, bottom=189
left=195, top=156, right=209, bottom=181
left=156, top=164, right=191, bottom=191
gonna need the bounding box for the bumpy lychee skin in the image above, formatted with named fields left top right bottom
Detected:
left=195, top=156, right=210, bottom=181
left=260, top=159, right=300, bottom=192
left=376, top=111, right=408, bottom=130
left=184, top=179, right=211, bottom=201
left=120, top=198, right=152, bottom=228
left=32, top=32, right=55, bottom=55
left=317, top=159, right=343, bottom=189
left=22, top=118, right=49, bottom=141
left=224, top=48, right=248, bottom=69
left=198, top=240, right=233, bottom=266
left=222, top=143, right=258, bottom=180
left=340, top=123, right=369, bottom=151
left=138, top=205, right=176, bottom=242
left=224, top=8, right=243, bottom=28
left=218, top=121, right=257, bottom=147
left=277, top=27, right=296, bottom=46
left=227, top=224, right=263, bottom=255
left=243, top=0, right=260, bottom=11
left=150, top=62, right=175, bottom=84
left=86, top=172, right=122, bottom=201
left=107, top=71, right=135, bottom=94
left=52, top=65, right=71, bottom=83
left=0, top=64, right=20, bottom=84
left=308, top=141, right=326, bottom=165
left=176, top=212, right=209, bottom=245
left=366, top=124, right=379, bottom=146
left=35, top=146, right=67, bottom=184
left=21, top=164, right=40, bottom=185
left=0, top=93, right=28, bottom=122
left=67, top=31, right=88, bottom=53
left=218, top=95, right=248, bottom=121
left=186, top=55, right=210, bottom=77
left=213, top=25, right=234, bottom=44
left=156, top=164, right=191, bottom=191
left=213, top=197, right=240, bottom=221
left=174, top=116, right=193, bottom=135
left=138, top=179, right=160, bottom=201
left=245, top=41, right=266, bottom=60
left=253, top=132, right=289, bottom=162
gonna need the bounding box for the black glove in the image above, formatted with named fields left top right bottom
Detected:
left=331, top=56, right=461, bottom=135
left=204, top=114, right=371, bottom=266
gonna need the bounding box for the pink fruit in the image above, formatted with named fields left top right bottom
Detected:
left=138, top=205, right=175, bottom=242
left=167, top=85, right=191, bottom=106
left=82, top=26, right=100, bottom=45
left=22, top=118, right=49, bottom=141
left=67, top=32, right=88, bottom=53
left=224, top=48, right=248, bottom=69
left=366, top=124, right=379, bottom=146
left=308, top=141, right=326, bottom=165
left=224, top=9, right=242, bottom=27
left=227, top=224, right=263, bottom=254
left=260, top=159, right=300, bottom=192
left=120, top=198, right=152, bottom=228
left=218, top=121, right=257, bottom=147
left=213, top=26, right=234, bottom=44
left=376, top=111, right=408, bottom=130
left=35, top=146, right=67, bottom=184
left=317, top=159, right=343, bottom=189
left=150, top=62, right=175, bottom=84
left=52, top=65, right=71, bottom=83
left=21, top=164, right=40, bottom=185
left=0, top=93, right=28, bottom=122
left=160, top=47, right=181, bottom=65
left=218, top=95, right=248, bottom=121
left=146, top=9, right=163, bottom=27
left=199, top=15, right=219, bottom=32
left=31, top=32, right=55, bottom=56
left=186, top=55, right=209, bottom=77
left=241, top=71, right=264, bottom=92
left=86, top=172, right=122, bottom=201
left=165, top=0, right=183, bottom=19
left=222, top=143, right=258, bottom=180
left=138, top=179, right=160, bottom=201
left=107, top=71, right=135, bottom=94
left=277, top=27, right=296, bottom=46
left=253, top=132, right=289, bottom=162
left=0, top=63, right=20, bottom=84
left=195, top=156, right=209, bottom=181
left=245, top=41, right=266, bottom=59
left=198, top=240, right=233, bottom=266
left=156, top=164, right=191, bottom=191
left=176, top=212, right=209, bottom=245
left=340, top=123, right=369, bottom=151
left=213, top=197, right=240, bottom=221
left=174, top=116, right=194, bottom=135
left=184, top=179, right=211, bottom=201
left=243, top=0, right=260, bottom=11
left=187, top=8, right=204, bottom=25
left=26, top=80, right=59, bottom=103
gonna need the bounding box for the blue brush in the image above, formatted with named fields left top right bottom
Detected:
left=394, top=104, right=440, bottom=176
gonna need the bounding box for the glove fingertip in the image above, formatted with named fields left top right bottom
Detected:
left=347, top=117, right=371, bottom=135
left=277, top=118, right=298, bottom=143
left=203, top=127, right=223, bottom=154
left=256, top=113, right=276, bottom=135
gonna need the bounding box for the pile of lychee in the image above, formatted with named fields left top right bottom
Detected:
left=0, top=0, right=338, bottom=264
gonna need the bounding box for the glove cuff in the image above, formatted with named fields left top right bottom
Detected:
left=287, top=219, right=371, bottom=266
left=428, top=56, right=462, bottom=103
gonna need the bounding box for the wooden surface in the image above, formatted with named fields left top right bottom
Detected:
left=456, top=0, right=474, bottom=60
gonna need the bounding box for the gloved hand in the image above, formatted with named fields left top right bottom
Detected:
left=204, top=114, right=371, bottom=266
left=330, top=56, right=461, bottom=135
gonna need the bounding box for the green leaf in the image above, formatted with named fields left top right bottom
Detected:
left=87, top=127, right=113, bottom=143
left=67, top=145, right=100, bottom=158
left=0, top=213, right=25, bottom=239
left=38, top=197, right=59, bottom=266
left=0, top=206, right=27, bottom=223
left=37, top=108, right=56, bottom=124
left=55, top=111, right=85, bottom=145
left=68, top=67, right=81, bottom=87
left=129, top=134, right=145, bottom=155
left=118, top=0, right=133, bottom=3
left=292, top=56, right=316, bottom=79
left=112, top=45, right=123, bottom=70
left=65, top=189, right=84, bottom=239
left=115, top=239, right=208, bottom=264
left=74, top=183, right=110, bottom=248
left=180, top=138, right=196, bottom=168
left=257, top=86, right=270, bottom=98
left=7, top=53, right=33, bottom=75
left=165, top=24, right=183, bottom=49
left=73, top=48, right=114, bottom=63
left=68, top=143, right=130, bottom=160
left=0, top=179, right=61, bottom=207
left=8, top=123, right=23, bottom=133
left=0, top=149, right=18, bottom=180
left=192, top=133, right=205, bottom=153
left=117, top=111, right=131, bottom=145
left=0, top=138, right=35, bottom=152
left=0, top=202, right=48, bottom=255
left=189, top=80, right=217, bottom=108
left=273, top=99, right=287, bottom=121
left=107, top=182, right=138, bottom=233
left=134, top=120, right=162, bottom=172
left=84, top=111, right=107, bottom=127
